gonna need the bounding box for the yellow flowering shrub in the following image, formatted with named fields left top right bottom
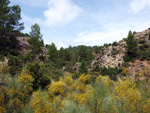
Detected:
left=75, top=74, right=94, bottom=104
left=0, top=86, right=8, bottom=113
left=31, top=90, right=55, bottom=113
left=114, top=77, right=142, bottom=112
left=7, top=98, right=24, bottom=113
left=143, top=99, right=150, bottom=113
left=122, top=68, right=128, bottom=75
left=48, top=81, right=70, bottom=98
left=0, top=86, right=8, bottom=106
left=18, top=69, right=34, bottom=102
left=75, top=94, right=86, bottom=104
left=77, top=74, right=90, bottom=92
left=96, top=75, right=113, bottom=87
left=18, top=69, right=34, bottom=83
left=0, top=106, right=5, bottom=113
left=60, top=74, right=73, bottom=86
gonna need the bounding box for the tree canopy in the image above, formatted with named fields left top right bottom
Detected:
left=48, top=43, right=58, bottom=62
left=28, top=23, right=44, bottom=54
left=125, top=31, right=138, bottom=61
left=0, top=0, right=24, bottom=38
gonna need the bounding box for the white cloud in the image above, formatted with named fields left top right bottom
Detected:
left=55, top=20, right=150, bottom=49
left=14, top=0, right=82, bottom=28
left=22, top=14, right=41, bottom=24
left=74, top=29, right=127, bottom=46
left=43, top=0, right=82, bottom=27
left=130, top=0, right=150, bottom=14
left=11, top=0, right=49, bottom=7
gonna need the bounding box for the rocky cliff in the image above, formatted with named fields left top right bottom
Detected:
left=91, top=28, right=150, bottom=70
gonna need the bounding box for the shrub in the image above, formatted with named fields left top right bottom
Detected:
left=8, top=56, right=22, bottom=76
left=114, top=77, right=143, bottom=112
left=26, top=62, right=51, bottom=90
left=31, top=89, right=54, bottom=113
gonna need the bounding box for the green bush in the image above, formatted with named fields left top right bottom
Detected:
left=27, top=62, right=43, bottom=90
left=138, top=39, right=145, bottom=44
left=112, top=48, right=119, bottom=56
left=112, top=41, right=118, bottom=46
left=8, top=56, right=22, bottom=76
left=139, top=50, right=150, bottom=60
left=122, top=62, right=130, bottom=67
left=23, top=52, right=32, bottom=62
left=99, top=67, right=123, bottom=80
left=0, top=55, right=5, bottom=61
left=139, top=44, right=149, bottom=51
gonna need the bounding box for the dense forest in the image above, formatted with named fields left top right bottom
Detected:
left=1, top=0, right=150, bottom=113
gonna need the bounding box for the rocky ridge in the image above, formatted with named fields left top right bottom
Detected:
left=91, top=28, right=150, bottom=69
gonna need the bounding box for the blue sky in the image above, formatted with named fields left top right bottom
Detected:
left=10, top=0, right=150, bottom=49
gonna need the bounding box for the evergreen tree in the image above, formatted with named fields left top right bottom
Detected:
left=78, top=45, right=88, bottom=61
left=87, top=49, right=94, bottom=63
left=63, top=49, right=71, bottom=61
left=125, top=31, right=138, bottom=61
left=28, top=23, right=44, bottom=54
left=0, top=0, right=24, bottom=38
left=0, top=0, right=24, bottom=55
left=59, top=47, right=64, bottom=59
left=48, top=43, right=58, bottom=62
left=79, top=60, right=88, bottom=74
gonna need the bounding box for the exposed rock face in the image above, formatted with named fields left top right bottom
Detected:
left=16, top=37, right=30, bottom=53
left=73, top=63, right=81, bottom=72
left=91, top=28, right=150, bottom=69
left=43, top=47, right=48, bottom=56
left=128, top=60, right=149, bottom=79
left=133, top=29, right=150, bottom=40
left=16, top=37, right=30, bottom=49
left=91, top=39, right=126, bottom=69
left=16, top=37, right=49, bottom=56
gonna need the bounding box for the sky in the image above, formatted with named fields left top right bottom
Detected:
left=10, top=0, right=150, bottom=49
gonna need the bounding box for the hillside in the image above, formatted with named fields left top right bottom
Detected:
left=2, top=0, right=150, bottom=112
left=2, top=27, right=150, bottom=113
left=11, top=28, right=150, bottom=78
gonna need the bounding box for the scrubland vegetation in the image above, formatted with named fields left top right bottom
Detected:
left=1, top=62, right=150, bottom=113
left=1, top=0, right=150, bottom=113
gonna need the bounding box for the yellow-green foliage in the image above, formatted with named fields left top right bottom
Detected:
left=31, top=90, right=55, bottom=113
left=122, top=67, right=128, bottom=75
left=7, top=98, right=24, bottom=113
left=18, top=69, right=34, bottom=99
left=96, top=75, right=113, bottom=87
left=60, top=74, right=73, bottom=86
left=0, top=106, right=5, bottom=113
left=2, top=67, right=150, bottom=113
left=75, top=74, right=94, bottom=104
left=0, top=62, right=9, bottom=75
left=17, top=68, right=34, bottom=103
left=48, top=81, right=70, bottom=98
left=114, top=77, right=142, bottom=112
left=143, top=99, right=150, bottom=113
left=18, top=68, right=34, bottom=84
left=0, top=86, right=7, bottom=113
left=77, top=74, right=90, bottom=92
left=138, top=65, right=150, bottom=81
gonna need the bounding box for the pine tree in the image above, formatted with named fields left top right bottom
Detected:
left=28, top=23, right=44, bottom=54
left=48, top=43, right=58, bottom=62
left=125, top=31, right=138, bottom=61
left=78, top=45, right=88, bottom=61
left=0, top=0, right=24, bottom=38
left=0, top=0, right=24, bottom=55
left=79, top=60, right=88, bottom=74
